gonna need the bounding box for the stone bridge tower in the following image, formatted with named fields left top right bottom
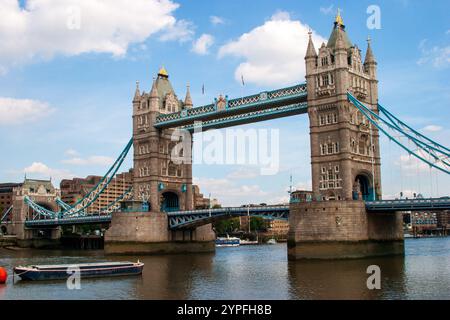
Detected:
left=105, top=68, right=215, bottom=254
left=288, top=13, right=403, bottom=260
left=305, top=12, right=381, bottom=202
left=132, top=68, right=194, bottom=212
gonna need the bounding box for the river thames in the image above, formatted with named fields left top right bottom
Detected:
left=1, top=237, right=449, bottom=300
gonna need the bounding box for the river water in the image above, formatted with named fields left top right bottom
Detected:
left=1, top=238, right=449, bottom=300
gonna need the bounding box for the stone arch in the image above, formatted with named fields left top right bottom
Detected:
left=161, top=191, right=180, bottom=212
left=353, top=172, right=374, bottom=201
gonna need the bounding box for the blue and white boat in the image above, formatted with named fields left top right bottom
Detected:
left=215, top=236, right=240, bottom=247
left=13, top=261, right=144, bottom=281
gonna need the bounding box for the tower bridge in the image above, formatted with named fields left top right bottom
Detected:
left=3, top=12, right=449, bottom=258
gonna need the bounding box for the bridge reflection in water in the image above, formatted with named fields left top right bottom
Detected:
left=2, top=239, right=450, bottom=299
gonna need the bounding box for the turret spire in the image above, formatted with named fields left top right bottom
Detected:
left=150, top=77, right=158, bottom=99
left=364, top=36, right=376, bottom=64
left=133, top=80, right=141, bottom=102
left=184, top=83, right=193, bottom=108
left=305, top=30, right=317, bottom=58
left=335, top=8, right=344, bottom=27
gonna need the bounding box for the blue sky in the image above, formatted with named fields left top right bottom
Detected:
left=0, top=0, right=449, bottom=205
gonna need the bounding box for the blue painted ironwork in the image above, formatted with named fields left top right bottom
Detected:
left=378, top=103, right=450, bottom=154
left=24, top=138, right=134, bottom=219
left=347, top=93, right=450, bottom=175
left=366, top=198, right=450, bottom=212
left=167, top=205, right=289, bottom=229
left=55, top=186, right=133, bottom=218
left=1, top=206, right=13, bottom=223
left=154, top=83, right=308, bottom=129
left=25, top=215, right=113, bottom=228
left=183, top=102, right=308, bottom=132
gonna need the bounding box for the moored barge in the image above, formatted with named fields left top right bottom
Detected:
left=13, top=261, right=144, bottom=281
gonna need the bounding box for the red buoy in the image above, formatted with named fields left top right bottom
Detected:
left=0, top=267, right=7, bottom=284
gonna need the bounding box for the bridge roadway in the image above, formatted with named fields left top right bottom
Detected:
left=22, top=198, right=450, bottom=229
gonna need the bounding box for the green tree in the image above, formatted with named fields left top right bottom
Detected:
left=213, top=218, right=240, bottom=235
left=250, top=217, right=266, bottom=231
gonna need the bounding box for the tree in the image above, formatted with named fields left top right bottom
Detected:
left=250, top=217, right=266, bottom=232
left=213, top=218, right=240, bottom=235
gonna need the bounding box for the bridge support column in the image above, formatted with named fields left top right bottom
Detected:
left=288, top=200, right=404, bottom=260
left=104, top=211, right=215, bottom=255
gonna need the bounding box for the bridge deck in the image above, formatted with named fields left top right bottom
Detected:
left=23, top=198, right=449, bottom=229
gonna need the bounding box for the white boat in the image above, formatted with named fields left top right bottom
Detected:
left=266, top=238, right=277, bottom=245
left=240, top=239, right=258, bottom=245
left=215, top=236, right=240, bottom=247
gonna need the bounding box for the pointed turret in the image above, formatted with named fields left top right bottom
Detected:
left=133, top=81, right=141, bottom=102
left=149, top=77, right=159, bottom=112
left=184, top=83, right=193, bottom=109
left=327, top=9, right=352, bottom=50
left=364, top=36, right=376, bottom=65
left=150, top=77, right=158, bottom=98
left=305, top=31, right=317, bottom=58
left=364, top=37, right=377, bottom=79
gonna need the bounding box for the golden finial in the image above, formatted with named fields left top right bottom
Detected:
left=158, top=66, right=169, bottom=77
left=335, top=8, right=344, bottom=26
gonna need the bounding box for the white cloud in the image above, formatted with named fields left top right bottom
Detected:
left=218, top=11, right=326, bottom=87
left=159, top=19, right=195, bottom=43
left=191, top=34, right=214, bottom=55
left=210, top=15, right=225, bottom=26
left=65, top=149, right=79, bottom=157
left=24, top=162, right=75, bottom=182
left=0, top=97, right=54, bottom=125
left=193, top=177, right=268, bottom=206
left=0, top=0, right=192, bottom=72
left=422, top=125, right=443, bottom=132
left=62, top=155, right=114, bottom=166
left=417, top=39, right=450, bottom=68
left=320, top=5, right=334, bottom=15
left=226, top=167, right=260, bottom=180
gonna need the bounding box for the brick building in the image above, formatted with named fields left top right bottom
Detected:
left=60, top=170, right=133, bottom=214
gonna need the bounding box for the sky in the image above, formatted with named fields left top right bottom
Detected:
left=0, top=0, right=449, bottom=206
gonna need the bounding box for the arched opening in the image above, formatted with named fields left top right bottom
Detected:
left=161, top=192, right=179, bottom=212
left=1, top=225, right=7, bottom=235
left=353, top=174, right=374, bottom=201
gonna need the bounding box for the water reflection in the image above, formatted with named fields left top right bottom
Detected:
left=288, top=256, right=406, bottom=300
left=1, top=239, right=450, bottom=300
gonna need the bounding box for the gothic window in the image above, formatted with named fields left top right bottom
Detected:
left=320, top=115, right=325, bottom=125
left=177, top=167, right=182, bottom=177
left=323, top=74, right=329, bottom=86
left=168, top=161, right=177, bottom=177
left=335, top=165, right=339, bottom=173
left=333, top=113, right=338, bottom=123
left=359, top=140, right=366, bottom=155
left=328, top=144, right=333, bottom=154
left=335, top=142, right=340, bottom=153
left=321, top=144, right=327, bottom=155
left=161, top=161, right=167, bottom=176
left=351, top=139, right=356, bottom=153
left=329, top=73, right=334, bottom=84
left=321, top=167, right=326, bottom=174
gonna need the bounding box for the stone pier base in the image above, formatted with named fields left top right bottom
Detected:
left=288, top=200, right=404, bottom=260
left=104, top=211, right=215, bottom=255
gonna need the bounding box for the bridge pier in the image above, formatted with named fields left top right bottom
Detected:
left=104, top=211, right=215, bottom=255
left=288, top=200, right=404, bottom=260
